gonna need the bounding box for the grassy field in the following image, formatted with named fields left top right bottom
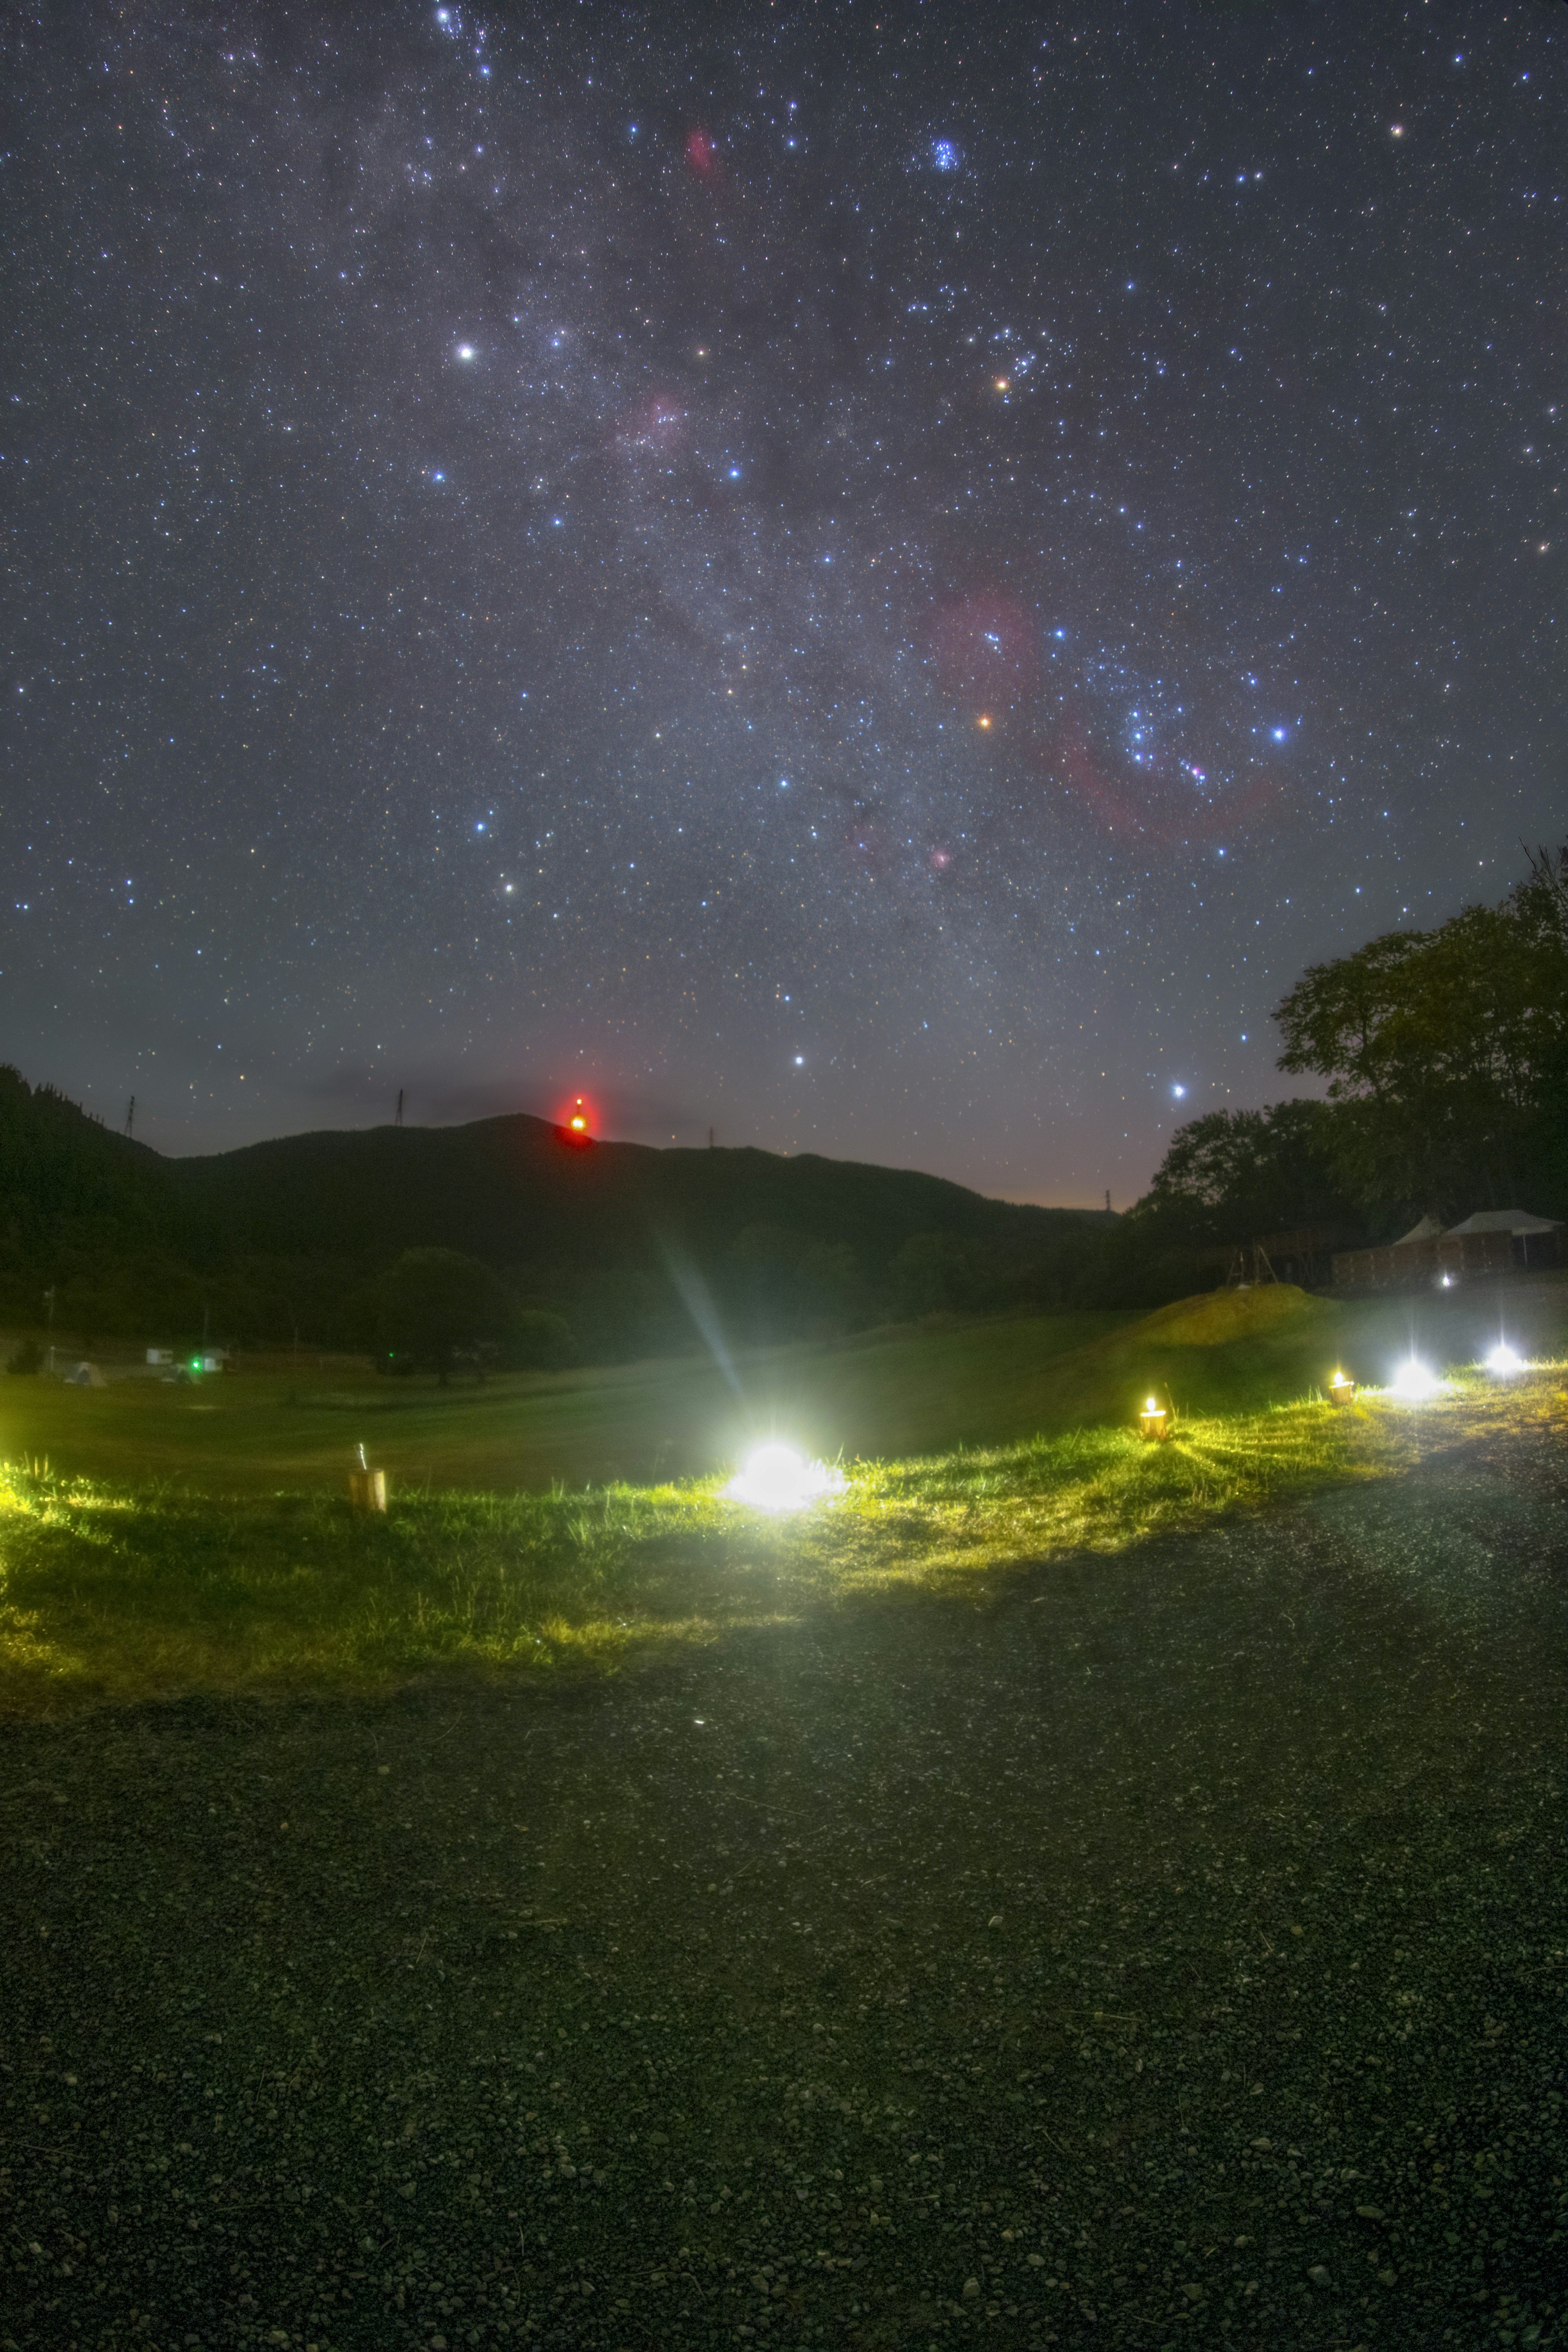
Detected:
left=0, top=1312, right=1135, bottom=1496
left=2, top=1281, right=1564, bottom=1713
left=4, top=1276, right=1564, bottom=1500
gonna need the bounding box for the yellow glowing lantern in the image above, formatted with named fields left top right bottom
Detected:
left=1138, top=1395, right=1172, bottom=1443
left=1328, top=1370, right=1356, bottom=1407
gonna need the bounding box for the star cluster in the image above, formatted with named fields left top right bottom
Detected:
left=2, top=0, right=1561, bottom=1198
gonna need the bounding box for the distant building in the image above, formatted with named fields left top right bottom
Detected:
left=1331, top=1209, right=1563, bottom=1292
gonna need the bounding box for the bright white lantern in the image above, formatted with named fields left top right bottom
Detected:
left=723, top=1444, right=844, bottom=1512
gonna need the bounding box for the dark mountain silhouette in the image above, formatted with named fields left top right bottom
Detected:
left=0, top=1070, right=1112, bottom=1355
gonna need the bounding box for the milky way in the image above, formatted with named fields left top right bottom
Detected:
left=2, top=1, right=1562, bottom=1200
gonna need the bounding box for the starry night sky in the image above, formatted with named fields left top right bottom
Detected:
left=3, top=0, right=1562, bottom=1204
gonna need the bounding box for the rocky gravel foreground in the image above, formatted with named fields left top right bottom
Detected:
left=2, top=1434, right=1566, bottom=2352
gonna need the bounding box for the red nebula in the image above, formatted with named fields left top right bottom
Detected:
left=928, top=846, right=953, bottom=872
left=685, top=127, right=717, bottom=178
left=1049, top=726, right=1284, bottom=846
left=929, top=592, right=1037, bottom=708
left=615, top=391, right=686, bottom=458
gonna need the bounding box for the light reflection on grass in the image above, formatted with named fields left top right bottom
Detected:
left=1, top=1370, right=1562, bottom=1713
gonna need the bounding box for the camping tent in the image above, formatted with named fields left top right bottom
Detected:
left=1445, top=1209, right=1562, bottom=1237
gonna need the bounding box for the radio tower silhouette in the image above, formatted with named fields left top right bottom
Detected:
left=395, top=1088, right=405, bottom=1128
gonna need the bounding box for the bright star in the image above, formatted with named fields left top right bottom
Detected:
left=456, top=344, right=475, bottom=361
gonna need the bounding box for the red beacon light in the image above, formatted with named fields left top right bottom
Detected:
left=559, top=1095, right=594, bottom=1147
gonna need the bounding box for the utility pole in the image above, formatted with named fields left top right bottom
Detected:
left=44, top=1285, right=56, bottom=1376
left=125, top=1095, right=136, bottom=1140
left=708, top=1127, right=715, bottom=1150
left=395, top=1088, right=405, bottom=1128
left=1105, top=1188, right=1111, bottom=1214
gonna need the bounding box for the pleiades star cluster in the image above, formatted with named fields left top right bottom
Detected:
left=2, top=0, right=1561, bottom=1199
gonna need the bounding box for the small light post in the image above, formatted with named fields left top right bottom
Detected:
left=348, top=1441, right=388, bottom=1513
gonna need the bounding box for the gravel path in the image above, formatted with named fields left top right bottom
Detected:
left=3, top=1432, right=1566, bottom=2351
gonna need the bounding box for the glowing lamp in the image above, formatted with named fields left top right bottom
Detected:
left=1138, top=1395, right=1172, bottom=1443
left=1390, top=1357, right=1442, bottom=1403
left=723, top=1443, right=845, bottom=1513
left=1327, top=1370, right=1356, bottom=1407
left=1485, top=1341, right=1526, bottom=1377
left=561, top=1094, right=594, bottom=1145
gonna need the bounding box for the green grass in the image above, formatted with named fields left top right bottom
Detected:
left=0, top=1310, right=1133, bottom=1496
left=4, top=1351, right=1564, bottom=1713
left=8, top=1277, right=1565, bottom=1499
left=4, top=1279, right=1563, bottom=1711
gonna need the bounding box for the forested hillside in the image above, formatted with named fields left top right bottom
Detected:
left=0, top=1072, right=1110, bottom=1356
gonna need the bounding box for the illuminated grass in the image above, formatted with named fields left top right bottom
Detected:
left=2, top=1368, right=1561, bottom=1712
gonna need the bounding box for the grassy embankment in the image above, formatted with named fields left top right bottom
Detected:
left=2, top=1280, right=1564, bottom=1711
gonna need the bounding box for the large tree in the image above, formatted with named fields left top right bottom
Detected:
left=1272, top=851, right=1568, bottom=1217
left=369, top=1247, right=509, bottom=1383
left=1136, top=1099, right=1357, bottom=1242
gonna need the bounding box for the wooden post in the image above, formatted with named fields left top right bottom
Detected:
left=348, top=1469, right=388, bottom=1512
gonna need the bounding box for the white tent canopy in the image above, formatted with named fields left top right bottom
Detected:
left=1446, top=1209, right=1562, bottom=1237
